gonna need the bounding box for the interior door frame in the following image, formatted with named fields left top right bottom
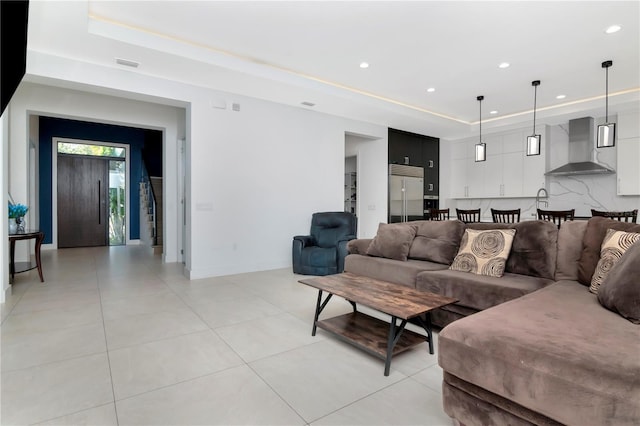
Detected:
left=52, top=137, right=130, bottom=248
left=177, top=138, right=186, bottom=264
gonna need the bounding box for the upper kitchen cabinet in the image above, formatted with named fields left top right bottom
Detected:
left=617, top=111, right=640, bottom=195
left=451, top=125, right=547, bottom=199
left=388, top=128, right=440, bottom=198
left=388, top=129, right=425, bottom=166
left=422, top=136, right=440, bottom=197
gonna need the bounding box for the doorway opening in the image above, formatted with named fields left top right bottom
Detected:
left=56, top=140, right=129, bottom=248
left=344, top=156, right=357, bottom=215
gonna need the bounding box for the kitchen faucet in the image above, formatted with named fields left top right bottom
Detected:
left=536, top=187, right=549, bottom=209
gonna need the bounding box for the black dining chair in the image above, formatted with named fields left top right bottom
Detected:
left=456, top=208, right=481, bottom=223
left=591, top=209, right=638, bottom=223
left=491, top=208, right=521, bottom=223
left=537, top=208, right=575, bottom=228
left=428, top=208, right=450, bottom=221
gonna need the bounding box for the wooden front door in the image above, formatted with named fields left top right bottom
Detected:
left=57, top=155, right=109, bottom=248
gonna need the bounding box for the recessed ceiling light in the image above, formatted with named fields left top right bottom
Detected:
left=427, top=87, right=435, bottom=93
left=490, top=110, right=498, bottom=115
left=556, top=94, right=566, bottom=99
left=605, top=25, right=622, bottom=34
left=498, top=62, right=510, bottom=69
left=359, top=62, right=369, bottom=69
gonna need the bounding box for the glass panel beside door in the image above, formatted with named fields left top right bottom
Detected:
left=109, top=160, right=125, bottom=245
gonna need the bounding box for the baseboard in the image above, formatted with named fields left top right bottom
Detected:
left=3, top=285, right=11, bottom=303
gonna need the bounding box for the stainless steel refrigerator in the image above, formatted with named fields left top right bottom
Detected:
left=388, top=164, right=424, bottom=223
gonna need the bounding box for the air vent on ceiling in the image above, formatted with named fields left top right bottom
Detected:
left=115, top=58, right=140, bottom=68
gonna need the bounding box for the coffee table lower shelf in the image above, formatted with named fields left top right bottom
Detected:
left=316, top=311, right=427, bottom=366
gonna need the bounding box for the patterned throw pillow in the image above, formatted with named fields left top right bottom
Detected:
left=589, top=229, right=640, bottom=294
left=449, top=229, right=516, bottom=277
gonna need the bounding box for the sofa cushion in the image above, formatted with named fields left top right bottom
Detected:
left=347, top=238, right=373, bottom=255
left=577, top=217, right=640, bottom=285
left=589, top=229, right=640, bottom=294
left=598, top=239, right=640, bottom=324
left=344, top=254, right=447, bottom=288
left=450, top=229, right=515, bottom=277
left=408, top=220, right=465, bottom=265
left=439, top=280, right=640, bottom=426
left=366, top=223, right=416, bottom=261
left=467, top=221, right=558, bottom=280
left=555, top=220, right=587, bottom=281
left=416, top=269, right=552, bottom=311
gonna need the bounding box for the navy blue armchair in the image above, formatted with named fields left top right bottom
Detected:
left=292, top=212, right=357, bottom=276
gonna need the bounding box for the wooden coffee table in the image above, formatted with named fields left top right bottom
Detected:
left=298, top=272, right=458, bottom=376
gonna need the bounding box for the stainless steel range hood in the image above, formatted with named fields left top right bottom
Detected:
left=545, top=117, right=615, bottom=176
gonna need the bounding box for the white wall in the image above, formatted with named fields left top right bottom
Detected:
left=2, top=110, right=8, bottom=302
left=186, top=96, right=387, bottom=278
left=345, top=134, right=388, bottom=238
left=12, top=52, right=388, bottom=279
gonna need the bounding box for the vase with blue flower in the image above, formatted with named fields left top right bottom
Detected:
left=9, top=203, right=28, bottom=234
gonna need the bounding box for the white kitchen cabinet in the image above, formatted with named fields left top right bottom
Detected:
left=502, top=151, right=524, bottom=196
left=451, top=140, right=472, bottom=198
left=617, top=137, right=640, bottom=195
left=616, top=111, right=640, bottom=195
left=618, top=111, right=640, bottom=139
left=468, top=158, right=489, bottom=198
left=450, top=125, right=547, bottom=199
left=451, top=157, right=469, bottom=198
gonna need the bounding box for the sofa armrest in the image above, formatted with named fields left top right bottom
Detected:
left=337, top=234, right=357, bottom=244
left=347, top=238, right=373, bottom=255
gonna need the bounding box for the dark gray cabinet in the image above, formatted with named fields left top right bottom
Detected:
left=388, top=128, right=440, bottom=220
left=422, top=138, right=439, bottom=197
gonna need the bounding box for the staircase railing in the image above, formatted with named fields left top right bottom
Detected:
left=140, top=168, right=157, bottom=246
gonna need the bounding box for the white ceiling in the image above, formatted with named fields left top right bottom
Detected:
left=26, top=1, right=640, bottom=139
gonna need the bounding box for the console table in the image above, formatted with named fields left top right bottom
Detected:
left=9, top=229, right=45, bottom=283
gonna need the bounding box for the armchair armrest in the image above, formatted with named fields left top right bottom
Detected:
left=293, top=235, right=315, bottom=248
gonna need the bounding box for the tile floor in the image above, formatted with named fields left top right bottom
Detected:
left=1, top=246, right=452, bottom=425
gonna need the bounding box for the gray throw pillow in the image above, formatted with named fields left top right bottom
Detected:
left=366, top=223, right=417, bottom=261
left=408, top=220, right=465, bottom=264
left=597, top=239, right=640, bottom=324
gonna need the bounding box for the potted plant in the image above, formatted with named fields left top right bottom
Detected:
left=9, top=202, right=28, bottom=233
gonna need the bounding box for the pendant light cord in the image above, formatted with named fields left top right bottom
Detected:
left=605, top=65, right=609, bottom=122
left=530, top=80, right=540, bottom=136
left=477, top=95, right=483, bottom=142
left=533, top=84, right=537, bottom=134
left=479, top=99, right=482, bottom=141
left=602, top=60, right=613, bottom=123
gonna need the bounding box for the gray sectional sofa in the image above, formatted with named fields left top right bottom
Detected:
left=345, top=217, right=640, bottom=425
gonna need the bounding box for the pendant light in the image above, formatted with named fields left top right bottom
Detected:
left=597, top=60, right=615, bottom=148
left=526, top=80, right=541, bottom=156
left=475, top=95, right=486, bottom=162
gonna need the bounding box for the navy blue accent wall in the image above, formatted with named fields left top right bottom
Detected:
left=38, top=116, right=160, bottom=244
